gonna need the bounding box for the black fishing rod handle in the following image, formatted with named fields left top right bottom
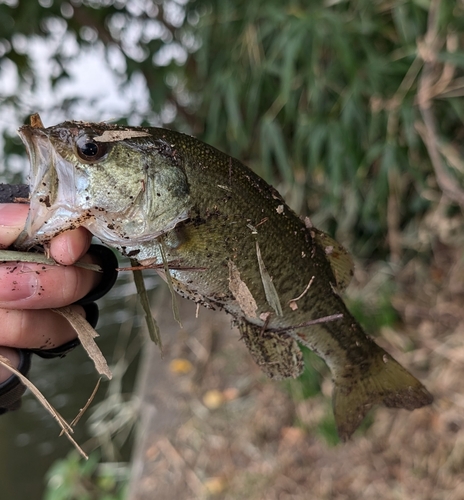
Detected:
left=0, top=183, right=29, bottom=204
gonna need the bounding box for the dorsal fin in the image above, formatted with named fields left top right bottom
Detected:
left=312, top=228, right=354, bottom=291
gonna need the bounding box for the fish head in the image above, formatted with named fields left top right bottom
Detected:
left=16, top=119, right=191, bottom=252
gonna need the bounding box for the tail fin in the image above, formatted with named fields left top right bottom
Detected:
left=332, top=350, right=433, bottom=441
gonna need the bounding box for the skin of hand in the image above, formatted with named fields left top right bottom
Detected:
left=0, top=203, right=101, bottom=383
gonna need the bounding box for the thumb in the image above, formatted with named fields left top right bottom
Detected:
left=0, top=204, right=30, bottom=248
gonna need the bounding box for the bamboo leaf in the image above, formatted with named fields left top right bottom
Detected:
left=131, top=258, right=162, bottom=347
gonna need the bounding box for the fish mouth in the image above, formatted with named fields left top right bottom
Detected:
left=15, top=126, right=85, bottom=248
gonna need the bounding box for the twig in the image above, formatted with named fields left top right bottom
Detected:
left=63, top=378, right=102, bottom=432
left=0, top=250, right=102, bottom=272
left=269, top=313, right=344, bottom=333
left=288, top=276, right=315, bottom=311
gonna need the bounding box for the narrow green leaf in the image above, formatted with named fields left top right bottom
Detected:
left=130, top=258, right=162, bottom=347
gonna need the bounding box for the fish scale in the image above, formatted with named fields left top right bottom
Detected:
left=16, top=117, right=433, bottom=440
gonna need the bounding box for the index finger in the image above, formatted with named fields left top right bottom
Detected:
left=0, top=203, right=92, bottom=264
left=0, top=204, right=29, bottom=247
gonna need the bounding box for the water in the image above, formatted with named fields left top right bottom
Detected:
left=0, top=270, right=160, bottom=499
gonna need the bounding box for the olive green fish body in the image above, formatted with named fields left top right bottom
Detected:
left=16, top=120, right=433, bottom=440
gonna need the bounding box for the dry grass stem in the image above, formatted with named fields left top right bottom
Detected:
left=417, top=0, right=464, bottom=208
left=0, top=250, right=102, bottom=272
left=0, top=354, right=87, bottom=459
left=288, top=275, right=315, bottom=310
left=68, top=377, right=102, bottom=429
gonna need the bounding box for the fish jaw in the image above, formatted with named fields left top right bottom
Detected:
left=16, top=125, right=91, bottom=248
left=15, top=122, right=192, bottom=254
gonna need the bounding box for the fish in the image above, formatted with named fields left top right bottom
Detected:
left=15, top=115, right=433, bottom=440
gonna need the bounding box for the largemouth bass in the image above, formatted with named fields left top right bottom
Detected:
left=15, top=116, right=432, bottom=440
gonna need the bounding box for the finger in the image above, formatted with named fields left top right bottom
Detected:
left=0, top=306, right=84, bottom=350
left=0, top=346, right=20, bottom=384
left=0, top=204, right=29, bottom=248
left=0, top=203, right=93, bottom=265
left=0, top=255, right=101, bottom=309
left=49, top=226, right=93, bottom=265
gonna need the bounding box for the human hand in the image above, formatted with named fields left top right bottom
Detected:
left=0, top=203, right=116, bottom=399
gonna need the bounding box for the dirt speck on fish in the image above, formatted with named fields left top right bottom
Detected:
left=16, top=115, right=433, bottom=440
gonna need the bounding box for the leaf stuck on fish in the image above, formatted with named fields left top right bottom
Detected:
left=228, top=260, right=258, bottom=319
left=256, top=241, right=283, bottom=317
left=93, top=130, right=151, bottom=142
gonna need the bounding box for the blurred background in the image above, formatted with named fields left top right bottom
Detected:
left=1, top=0, right=464, bottom=498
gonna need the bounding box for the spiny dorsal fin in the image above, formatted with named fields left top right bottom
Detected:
left=313, top=228, right=354, bottom=291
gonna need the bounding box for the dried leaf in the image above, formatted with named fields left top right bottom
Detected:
left=93, top=130, right=151, bottom=142
left=131, top=258, right=162, bottom=347
left=51, top=306, right=112, bottom=380
left=228, top=260, right=258, bottom=318
left=30, top=113, right=44, bottom=128
left=0, top=354, right=87, bottom=459
left=256, top=241, right=283, bottom=317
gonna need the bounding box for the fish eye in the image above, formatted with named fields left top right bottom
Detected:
left=76, top=134, right=108, bottom=163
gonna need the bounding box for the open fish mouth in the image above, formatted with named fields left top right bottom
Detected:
left=15, top=125, right=88, bottom=249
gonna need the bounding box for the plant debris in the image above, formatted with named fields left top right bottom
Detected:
left=51, top=306, right=112, bottom=379
left=228, top=260, right=258, bottom=318
left=0, top=354, right=88, bottom=459
left=255, top=241, right=283, bottom=317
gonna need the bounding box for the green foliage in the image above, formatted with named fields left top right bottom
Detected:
left=190, top=0, right=464, bottom=255
left=44, top=451, right=127, bottom=500
left=348, top=283, right=400, bottom=334
left=286, top=347, right=325, bottom=400
left=1, top=0, right=464, bottom=256
left=317, top=411, right=340, bottom=447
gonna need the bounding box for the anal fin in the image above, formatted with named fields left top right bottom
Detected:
left=238, top=321, right=304, bottom=380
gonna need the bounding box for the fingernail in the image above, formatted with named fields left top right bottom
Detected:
left=0, top=264, right=38, bottom=301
